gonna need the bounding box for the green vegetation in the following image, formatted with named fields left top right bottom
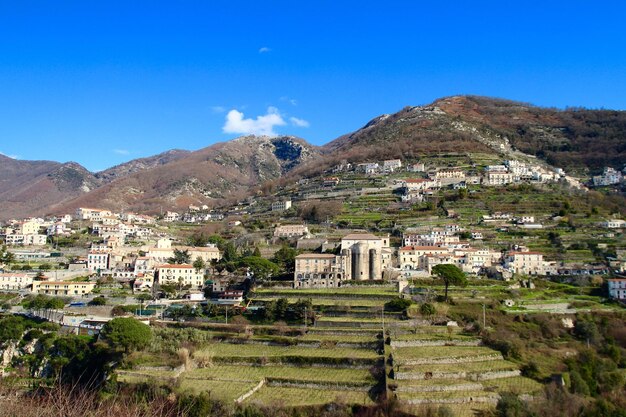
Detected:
left=432, top=264, right=467, bottom=301
left=100, top=318, right=152, bottom=353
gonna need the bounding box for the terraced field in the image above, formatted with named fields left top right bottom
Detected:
left=117, top=285, right=550, bottom=412
left=388, top=328, right=542, bottom=416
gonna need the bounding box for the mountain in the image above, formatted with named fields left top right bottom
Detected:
left=289, top=95, right=626, bottom=179
left=338, top=95, right=626, bottom=171
left=94, top=149, right=190, bottom=183
left=54, top=136, right=319, bottom=215
left=0, top=155, right=100, bottom=220
left=2, top=95, right=625, bottom=220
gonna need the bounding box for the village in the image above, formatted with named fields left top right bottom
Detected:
left=0, top=156, right=624, bottom=324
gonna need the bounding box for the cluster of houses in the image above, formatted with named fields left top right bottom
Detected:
left=0, top=208, right=161, bottom=248
left=329, top=158, right=578, bottom=191
left=292, top=223, right=619, bottom=289
left=591, top=167, right=625, bottom=187
left=1, top=218, right=53, bottom=246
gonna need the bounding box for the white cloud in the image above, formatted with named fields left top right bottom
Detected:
left=280, top=96, right=298, bottom=106
left=113, top=149, right=130, bottom=155
left=258, top=46, right=271, bottom=53
left=211, top=106, right=226, bottom=113
left=222, top=107, right=286, bottom=137
left=289, top=117, right=310, bottom=128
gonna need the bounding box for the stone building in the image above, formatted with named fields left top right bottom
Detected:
left=293, top=233, right=391, bottom=288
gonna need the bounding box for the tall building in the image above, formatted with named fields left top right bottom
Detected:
left=293, top=233, right=391, bottom=288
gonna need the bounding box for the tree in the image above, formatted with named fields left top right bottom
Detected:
left=222, top=242, right=238, bottom=263
left=239, top=256, right=279, bottom=281
left=420, top=302, right=436, bottom=319
left=88, top=296, right=106, bottom=306
left=0, top=245, right=15, bottom=265
left=431, top=264, right=467, bottom=301
left=168, top=249, right=190, bottom=264
left=271, top=245, right=298, bottom=273
left=100, top=317, right=152, bottom=353
left=193, top=257, right=206, bottom=273
left=0, top=316, right=25, bottom=343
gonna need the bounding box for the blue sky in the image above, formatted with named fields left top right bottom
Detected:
left=1, top=1, right=625, bottom=171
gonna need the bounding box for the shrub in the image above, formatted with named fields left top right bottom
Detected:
left=88, top=296, right=107, bottom=306
left=384, top=297, right=412, bottom=312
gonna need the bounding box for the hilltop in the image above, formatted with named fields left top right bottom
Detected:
left=1, top=95, right=625, bottom=220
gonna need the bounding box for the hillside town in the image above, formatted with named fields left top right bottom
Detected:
left=1, top=155, right=624, bottom=310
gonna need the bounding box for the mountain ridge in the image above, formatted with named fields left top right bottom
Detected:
left=1, top=95, right=625, bottom=220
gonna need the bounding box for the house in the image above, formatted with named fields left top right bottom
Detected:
left=216, top=290, right=244, bottom=305
left=19, top=220, right=41, bottom=235
left=504, top=251, right=545, bottom=275
left=356, top=163, right=379, bottom=174
left=47, top=222, right=71, bottom=236
left=484, top=170, right=514, bottom=186
left=32, top=281, right=97, bottom=296
left=271, top=200, right=292, bottom=212
left=434, top=169, right=465, bottom=180
left=0, top=273, right=33, bottom=290
left=5, top=234, right=47, bottom=246
left=147, top=246, right=221, bottom=265
left=294, top=253, right=348, bottom=288
left=323, top=177, right=341, bottom=187
left=383, top=159, right=402, bottom=172
left=407, top=163, right=425, bottom=172
left=399, top=246, right=450, bottom=270
left=88, top=251, right=110, bottom=272
left=516, top=216, right=535, bottom=224
left=592, top=167, right=623, bottom=186
left=157, top=264, right=205, bottom=289
left=76, top=208, right=112, bottom=221
left=163, top=211, right=180, bottom=222
left=133, top=273, right=154, bottom=292
left=401, top=178, right=440, bottom=192
left=604, top=219, right=626, bottom=229
left=485, top=165, right=508, bottom=172
left=607, top=279, right=626, bottom=301
left=274, top=224, right=309, bottom=238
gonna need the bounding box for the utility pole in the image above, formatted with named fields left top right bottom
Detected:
left=225, top=306, right=228, bottom=325
left=304, top=307, right=307, bottom=331
left=482, top=304, right=486, bottom=329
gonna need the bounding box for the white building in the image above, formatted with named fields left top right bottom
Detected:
left=383, top=159, right=402, bottom=172
left=5, top=234, right=47, bottom=246
left=32, top=281, right=97, bottom=296
left=604, top=219, right=626, bottom=229
left=157, top=264, right=205, bottom=289
left=0, top=273, right=33, bottom=290
left=593, top=167, right=623, bottom=186
left=271, top=200, right=292, bottom=212
left=88, top=251, right=110, bottom=272
left=504, top=251, right=545, bottom=275
left=163, top=211, right=180, bottom=222
left=484, top=170, right=514, bottom=186
left=274, top=224, right=309, bottom=238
